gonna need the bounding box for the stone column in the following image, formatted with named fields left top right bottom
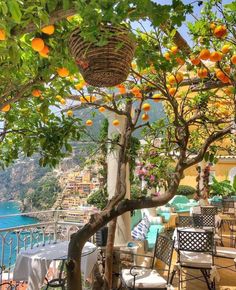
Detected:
left=104, top=111, right=131, bottom=244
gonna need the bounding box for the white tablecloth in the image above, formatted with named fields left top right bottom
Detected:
left=13, top=241, right=98, bottom=290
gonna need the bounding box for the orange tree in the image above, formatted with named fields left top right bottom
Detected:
left=0, top=1, right=236, bottom=289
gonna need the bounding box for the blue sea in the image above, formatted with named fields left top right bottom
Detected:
left=0, top=201, right=38, bottom=267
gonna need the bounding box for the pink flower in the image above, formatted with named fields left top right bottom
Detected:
left=150, top=175, right=155, bottom=182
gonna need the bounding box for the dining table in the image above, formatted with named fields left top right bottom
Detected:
left=13, top=240, right=98, bottom=290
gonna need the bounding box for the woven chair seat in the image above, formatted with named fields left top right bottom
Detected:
left=215, top=246, right=236, bottom=259
left=122, top=268, right=167, bottom=288
left=179, top=251, right=212, bottom=268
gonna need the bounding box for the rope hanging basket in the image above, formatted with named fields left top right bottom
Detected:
left=68, top=25, right=136, bottom=87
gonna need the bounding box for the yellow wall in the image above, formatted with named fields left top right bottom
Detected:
left=180, top=159, right=236, bottom=187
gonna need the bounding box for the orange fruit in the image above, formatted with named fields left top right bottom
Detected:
left=152, top=94, right=162, bottom=102
left=0, top=29, right=6, bottom=41
left=209, top=51, right=222, bottom=62
left=170, top=46, right=178, bottom=54
left=80, top=96, right=96, bottom=103
left=142, top=113, right=149, bottom=121
left=112, top=119, right=120, bottom=126
left=197, top=68, right=208, bottom=79
left=32, top=89, right=42, bottom=97
left=39, top=45, right=49, bottom=57
left=117, top=84, right=126, bottom=94
left=176, top=57, right=185, bottom=65
left=214, top=25, right=227, bottom=38
left=190, top=56, right=201, bottom=66
left=131, top=87, right=142, bottom=98
left=86, top=120, right=93, bottom=126
left=41, top=25, right=55, bottom=35
left=98, top=106, right=106, bottom=113
left=210, top=23, right=216, bottom=30
left=75, top=81, right=86, bottom=90
left=55, top=95, right=62, bottom=101
left=231, top=55, right=236, bottom=65
left=199, top=49, right=210, bottom=60
left=221, top=44, right=230, bottom=54
left=67, top=110, right=73, bottom=117
left=168, top=87, right=177, bottom=96
left=164, top=52, right=171, bottom=61
left=60, top=98, right=66, bottom=105
left=223, top=87, right=233, bottom=96
left=57, top=67, right=69, bottom=77
left=1, top=104, right=11, bottom=112
left=31, top=38, right=45, bottom=52
left=176, top=72, right=184, bottom=83
left=168, top=75, right=176, bottom=85
left=142, top=103, right=151, bottom=112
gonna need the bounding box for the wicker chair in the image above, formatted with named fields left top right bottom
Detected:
left=121, top=233, right=174, bottom=289
left=171, top=229, right=215, bottom=290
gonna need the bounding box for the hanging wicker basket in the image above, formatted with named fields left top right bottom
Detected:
left=68, top=25, right=136, bottom=87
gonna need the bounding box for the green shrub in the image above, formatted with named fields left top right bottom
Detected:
left=177, top=185, right=195, bottom=197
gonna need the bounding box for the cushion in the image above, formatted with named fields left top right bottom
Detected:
left=146, top=225, right=163, bottom=250
left=131, top=217, right=150, bottom=241
left=179, top=251, right=213, bottom=268
left=122, top=268, right=167, bottom=288
left=215, top=246, right=236, bottom=259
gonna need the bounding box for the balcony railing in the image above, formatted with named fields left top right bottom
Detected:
left=0, top=208, right=97, bottom=287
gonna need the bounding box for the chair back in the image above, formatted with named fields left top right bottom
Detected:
left=193, top=214, right=215, bottom=228
left=177, top=229, right=214, bottom=253
left=152, top=234, right=174, bottom=284
left=152, top=234, right=174, bottom=268
left=177, top=216, right=193, bottom=227
left=222, top=199, right=235, bottom=214
left=201, top=206, right=218, bottom=215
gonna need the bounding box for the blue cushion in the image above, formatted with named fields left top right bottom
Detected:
left=146, top=225, right=164, bottom=250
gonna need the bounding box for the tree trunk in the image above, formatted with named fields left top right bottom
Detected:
left=104, top=218, right=117, bottom=289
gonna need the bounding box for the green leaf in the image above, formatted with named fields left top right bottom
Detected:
left=63, top=0, right=70, bottom=10
left=7, top=0, right=22, bottom=23
left=204, top=151, right=209, bottom=162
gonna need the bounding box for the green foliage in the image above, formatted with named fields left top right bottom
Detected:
left=29, top=175, right=61, bottom=210
left=177, top=185, right=195, bottom=197
left=210, top=177, right=234, bottom=197
left=87, top=188, right=108, bottom=210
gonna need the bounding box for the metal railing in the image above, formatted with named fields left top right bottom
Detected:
left=0, top=208, right=98, bottom=287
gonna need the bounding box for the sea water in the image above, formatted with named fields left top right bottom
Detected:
left=0, top=201, right=38, bottom=267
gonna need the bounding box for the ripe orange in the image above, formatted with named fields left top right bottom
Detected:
left=39, top=45, right=49, bottom=57
left=80, top=96, right=96, bottom=103
left=32, top=89, right=42, bottom=97
left=1, top=104, right=11, bottom=112
left=214, top=25, right=227, bottom=38
left=41, top=25, right=55, bottom=35
left=86, top=120, right=93, bottom=126
left=176, top=72, right=184, bottom=83
left=164, top=52, right=171, bottom=61
left=176, top=57, right=185, bottom=65
left=117, top=84, right=126, bottom=94
left=152, top=94, right=162, bottom=102
left=31, top=38, right=45, bottom=52
left=199, top=49, right=210, bottom=60
left=57, top=67, right=69, bottom=77
left=190, top=56, right=201, bottom=66
left=75, top=81, right=86, bottom=90
left=168, top=75, right=176, bottom=85
left=60, top=98, right=66, bottom=105
left=142, top=113, right=149, bottom=121
left=215, top=70, right=230, bottom=83
left=231, top=55, right=236, bottom=65
left=98, top=106, right=106, bottom=113
left=210, top=23, right=216, bottom=30
left=55, top=95, right=62, bottom=101
left=0, top=29, right=6, bottom=40
left=209, top=51, right=222, bottom=62
left=67, top=110, right=73, bottom=117
left=131, top=87, right=142, bottom=98
left=112, top=119, right=120, bottom=126
left=197, top=68, right=208, bottom=79
left=142, top=103, right=151, bottom=112
left=170, top=46, right=178, bottom=54
left=168, top=87, right=177, bottom=96
left=221, top=44, right=230, bottom=54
